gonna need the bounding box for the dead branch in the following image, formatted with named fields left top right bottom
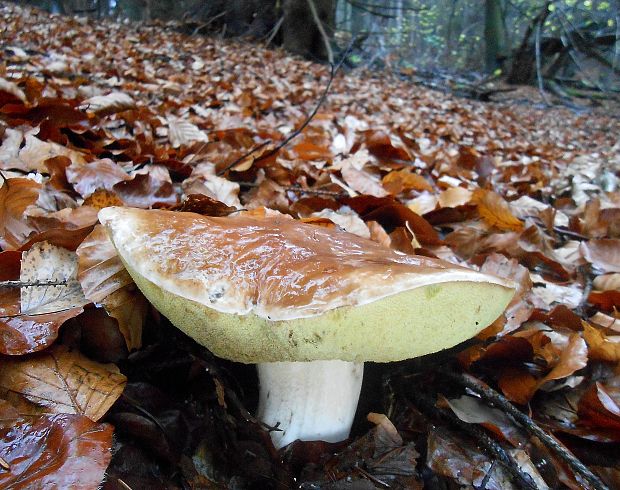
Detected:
left=307, top=0, right=334, bottom=65
left=437, top=370, right=610, bottom=490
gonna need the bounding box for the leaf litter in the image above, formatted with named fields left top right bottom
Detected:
left=0, top=2, right=619, bottom=488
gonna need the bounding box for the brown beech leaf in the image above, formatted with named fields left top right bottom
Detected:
left=166, top=116, right=208, bottom=148
left=0, top=402, right=113, bottom=490
left=18, top=134, right=87, bottom=173
left=0, top=177, right=41, bottom=250
left=343, top=196, right=442, bottom=246
left=581, top=239, right=620, bottom=273
left=20, top=242, right=89, bottom=315
left=113, top=173, right=179, bottom=208
left=382, top=169, right=433, bottom=194
left=472, top=189, right=524, bottom=231
left=65, top=158, right=130, bottom=198
left=182, top=164, right=241, bottom=208
left=498, top=367, right=539, bottom=405
left=539, top=333, right=588, bottom=387
left=578, top=382, right=620, bottom=438
left=438, top=187, right=473, bottom=208
left=441, top=395, right=525, bottom=446
left=340, top=166, right=389, bottom=198
left=0, top=344, right=126, bottom=421
left=173, top=193, right=239, bottom=217
left=358, top=129, right=411, bottom=161
left=80, top=91, right=136, bottom=116
left=0, top=77, right=27, bottom=105
left=83, top=188, right=125, bottom=209
left=77, top=225, right=145, bottom=350
left=427, top=430, right=512, bottom=489
left=582, top=321, right=620, bottom=362
left=593, top=273, right=620, bottom=291
left=588, top=290, right=620, bottom=311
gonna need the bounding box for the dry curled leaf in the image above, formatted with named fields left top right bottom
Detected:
left=0, top=344, right=126, bottom=421
left=0, top=177, right=41, bottom=250
left=77, top=225, right=145, bottom=350
left=472, top=188, right=524, bottom=231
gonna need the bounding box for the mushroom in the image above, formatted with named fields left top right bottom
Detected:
left=99, top=207, right=514, bottom=449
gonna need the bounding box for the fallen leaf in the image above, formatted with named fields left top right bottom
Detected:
left=77, top=225, right=145, bottom=350
left=593, top=273, right=620, bottom=291
left=0, top=77, right=27, bottom=104
left=382, top=169, right=433, bottom=194
left=65, top=158, right=130, bottom=198
left=582, top=321, right=620, bottom=362
left=167, top=116, right=208, bottom=148
left=84, top=188, right=125, bottom=209
left=0, top=177, right=41, bottom=250
left=472, top=189, right=524, bottom=231
left=80, top=91, right=136, bottom=115
left=0, top=344, right=126, bottom=421
left=20, top=241, right=88, bottom=315
left=341, top=166, right=389, bottom=198
left=0, top=403, right=113, bottom=489
left=581, top=239, right=620, bottom=273
left=18, top=134, right=87, bottom=173
left=173, top=193, right=239, bottom=216
left=113, top=173, right=179, bottom=208
left=438, top=186, right=473, bottom=208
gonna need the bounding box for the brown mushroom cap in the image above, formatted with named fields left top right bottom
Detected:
left=99, top=207, right=515, bottom=363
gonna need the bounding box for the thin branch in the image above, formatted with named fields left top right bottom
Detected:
left=218, top=43, right=352, bottom=177
left=216, top=139, right=272, bottom=176
left=535, top=17, right=552, bottom=106
left=437, top=370, right=610, bottom=490
left=265, top=15, right=284, bottom=46
left=401, top=381, right=538, bottom=490
left=307, top=0, right=334, bottom=64
left=0, top=280, right=67, bottom=288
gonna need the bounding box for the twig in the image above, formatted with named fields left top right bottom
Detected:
left=216, top=139, right=272, bottom=176
left=218, top=42, right=352, bottom=177
left=307, top=0, right=333, bottom=64
left=0, top=280, right=67, bottom=288
left=437, top=369, right=610, bottom=490
left=535, top=17, right=552, bottom=106
left=401, top=381, right=538, bottom=490
left=238, top=181, right=346, bottom=198
left=265, top=15, right=284, bottom=46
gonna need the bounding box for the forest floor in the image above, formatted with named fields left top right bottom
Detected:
left=1, top=2, right=620, bottom=489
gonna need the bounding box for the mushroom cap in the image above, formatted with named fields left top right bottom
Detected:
left=99, top=207, right=515, bottom=363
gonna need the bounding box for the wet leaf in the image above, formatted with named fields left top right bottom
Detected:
left=0, top=402, right=113, bottom=490
left=0, top=344, right=126, bottom=421
left=0, top=177, right=41, bottom=250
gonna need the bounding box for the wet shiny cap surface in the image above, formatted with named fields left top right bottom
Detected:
left=98, top=207, right=511, bottom=321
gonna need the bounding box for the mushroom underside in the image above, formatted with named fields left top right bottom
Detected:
left=122, top=258, right=513, bottom=363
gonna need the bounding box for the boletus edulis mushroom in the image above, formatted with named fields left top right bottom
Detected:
left=99, top=207, right=514, bottom=449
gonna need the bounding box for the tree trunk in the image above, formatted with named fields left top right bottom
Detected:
left=282, top=0, right=335, bottom=61
left=484, top=0, right=506, bottom=72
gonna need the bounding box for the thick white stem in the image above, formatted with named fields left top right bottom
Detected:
left=256, top=360, right=364, bottom=449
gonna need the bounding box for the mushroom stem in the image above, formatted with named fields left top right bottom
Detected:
left=256, top=360, right=364, bottom=449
